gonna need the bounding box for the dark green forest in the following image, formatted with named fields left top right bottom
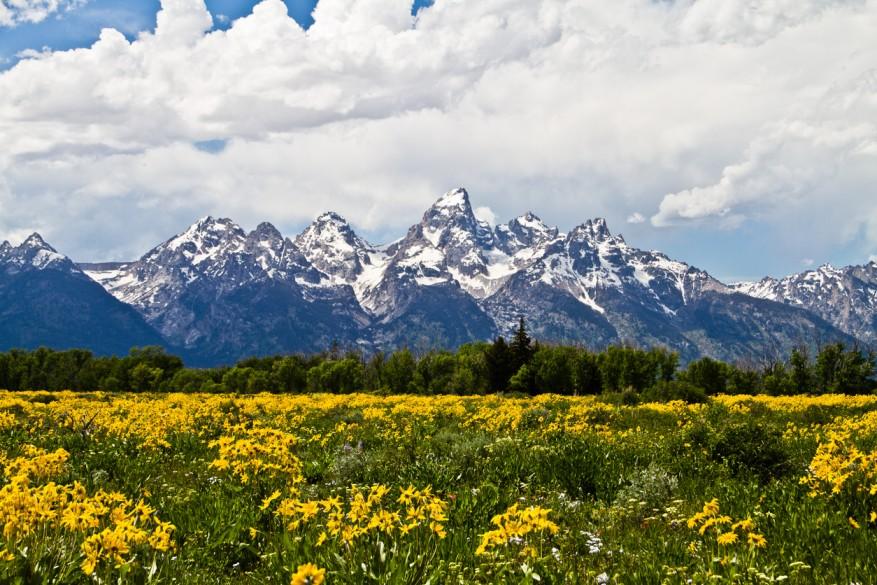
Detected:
left=1, top=319, right=875, bottom=399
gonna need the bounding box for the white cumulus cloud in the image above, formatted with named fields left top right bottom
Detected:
left=0, top=0, right=85, bottom=27
left=0, top=0, right=875, bottom=272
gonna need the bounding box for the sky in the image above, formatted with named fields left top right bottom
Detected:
left=0, top=0, right=875, bottom=282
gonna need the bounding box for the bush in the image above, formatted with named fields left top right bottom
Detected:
left=614, top=462, right=679, bottom=516
left=643, top=380, right=708, bottom=403
left=712, top=421, right=793, bottom=483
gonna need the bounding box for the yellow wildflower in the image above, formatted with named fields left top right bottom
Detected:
left=291, top=563, right=326, bottom=585
left=747, top=533, right=767, bottom=548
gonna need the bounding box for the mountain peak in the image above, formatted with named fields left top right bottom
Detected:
left=420, top=187, right=485, bottom=243
left=299, top=211, right=362, bottom=244
left=572, top=218, right=612, bottom=242
left=2, top=233, right=72, bottom=271
left=252, top=221, right=282, bottom=240
left=172, top=216, right=244, bottom=242
left=495, top=212, right=559, bottom=255
left=434, top=187, right=470, bottom=209
left=510, top=212, right=551, bottom=232
left=315, top=211, right=349, bottom=224
left=192, top=215, right=239, bottom=231
left=294, top=211, right=373, bottom=283
left=22, top=232, right=56, bottom=251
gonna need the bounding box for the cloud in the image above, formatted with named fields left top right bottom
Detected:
left=802, top=258, right=815, bottom=267
left=474, top=206, right=497, bottom=226
left=651, top=68, right=877, bottom=258
left=0, top=0, right=86, bottom=27
left=0, top=0, right=875, bottom=271
left=652, top=75, right=877, bottom=227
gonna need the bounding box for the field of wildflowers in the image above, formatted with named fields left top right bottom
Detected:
left=0, top=391, right=876, bottom=583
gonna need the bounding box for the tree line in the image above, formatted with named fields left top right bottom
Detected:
left=0, top=319, right=875, bottom=398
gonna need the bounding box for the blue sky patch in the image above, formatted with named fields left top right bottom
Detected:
left=0, top=0, right=435, bottom=70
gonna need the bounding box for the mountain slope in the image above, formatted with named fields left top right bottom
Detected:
left=0, top=235, right=164, bottom=355
left=87, top=217, right=370, bottom=364
left=732, top=263, right=877, bottom=345
left=50, top=186, right=866, bottom=364
left=358, top=189, right=500, bottom=348
left=482, top=218, right=850, bottom=361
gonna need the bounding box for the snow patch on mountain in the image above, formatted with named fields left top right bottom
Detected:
left=0, top=233, right=75, bottom=272
left=732, top=262, right=877, bottom=343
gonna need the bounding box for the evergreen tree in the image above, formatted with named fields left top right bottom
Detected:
left=382, top=349, right=416, bottom=394
left=485, top=337, right=514, bottom=392
left=509, top=317, right=534, bottom=373
left=789, top=346, right=814, bottom=394
left=573, top=350, right=602, bottom=394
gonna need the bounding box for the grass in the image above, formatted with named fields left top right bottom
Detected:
left=0, top=391, right=875, bottom=583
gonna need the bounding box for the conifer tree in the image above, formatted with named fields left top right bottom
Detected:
left=486, top=337, right=513, bottom=392
left=509, top=317, right=534, bottom=373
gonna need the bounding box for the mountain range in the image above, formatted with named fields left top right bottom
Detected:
left=1, top=188, right=870, bottom=365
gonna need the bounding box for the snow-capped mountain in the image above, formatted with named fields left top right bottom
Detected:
left=0, top=234, right=163, bottom=354
left=6, top=187, right=857, bottom=364
left=82, top=216, right=370, bottom=364
left=293, top=212, right=378, bottom=285
left=365, top=189, right=560, bottom=306
left=0, top=233, right=75, bottom=272
left=732, top=262, right=877, bottom=344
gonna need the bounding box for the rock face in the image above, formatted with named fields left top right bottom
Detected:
left=731, top=263, right=877, bottom=345
left=0, top=234, right=164, bottom=355
left=7, top=186, right=858, bottom=365
left=82, top=216, right=370, bottom=365
left=482, top=216, right=849, bottom=361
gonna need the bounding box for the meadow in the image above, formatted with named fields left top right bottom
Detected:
left=0, top=391, right=876, bottom=584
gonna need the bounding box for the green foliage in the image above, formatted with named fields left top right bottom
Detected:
left=615, top=462, right=679, bottom=515
left=712, top=421, right=794, bottom=483
left=680, top=357, right=729, bottom=394
left=2, top=391, right=877, bottom=583
left=598, top=346, right=678, bottom=392
left=509, top=316, right=535, bottom=373
left=642, top=380, right=708, bottom=403
left=306, top=358, right=364, bottom=393
left=815, top=343, right=876, bottom=394
left=381, top=349, right=416, bottom=393
left=0, top=328, right=875, bottom=398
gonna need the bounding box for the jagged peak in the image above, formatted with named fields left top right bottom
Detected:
left=433, top=187, right=470, bottom=209
left=0, top=240, right=10, bottom=254
left=294, top=211, right=374, bottom=276
left=315, top=211, right=349, bottom=224
left=1, top=232, right=71, bottom=270
left=298, top=211, right=366, bottom=245
left=508, top=212, right=555, bottom=234
left=569, top=217, right=613, bottom=242
left=421, top=188, right=478, bottom=226
left=251, top=221, right=283, bottom=240
left=169, top=216, right=245, bottom=246
left=190, top=215, right=241, bottom=232
left=22, top=232, right=56, bottom=251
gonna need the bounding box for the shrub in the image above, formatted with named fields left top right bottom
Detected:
left=614, top=462, right=679, bottom=517
left=712, top=421, right=793, bottom=482
left=643, top=380, right=708, bottom=403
